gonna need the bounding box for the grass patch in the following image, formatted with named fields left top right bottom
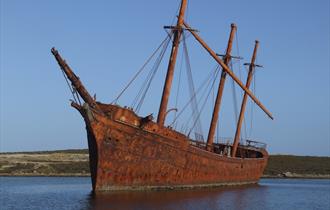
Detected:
left=0, top=163, right=36, bottom=174
left=0, top=149, right=89, bottom=155
left=264, top=155, right=330, bottom=175
left=48, top=162, right=90, bottom=174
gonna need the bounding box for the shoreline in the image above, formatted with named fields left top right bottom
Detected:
left=262, top=174, right=330, bottom=179
left=1, top=150, right=329, bottom=180
left=1, top=174, right=329, bottom=179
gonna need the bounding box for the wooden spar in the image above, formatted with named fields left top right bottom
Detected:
left=206, top=24, right=236, bottom=151
left=157, top=0, right=188, bottom=126
left=51, top=48, right=100, bottom=111
left=183, top=21, right=273, bottom=120
left=232, top=41, right=259, bottom=157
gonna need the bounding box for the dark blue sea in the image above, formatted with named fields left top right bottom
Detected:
left=0, top=177, right=329, bottom=210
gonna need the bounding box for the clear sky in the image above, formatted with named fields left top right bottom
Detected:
left=1, top=0, right=329, bottom=156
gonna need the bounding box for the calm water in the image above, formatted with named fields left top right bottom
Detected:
left=1, top=177, right=329, bottom=210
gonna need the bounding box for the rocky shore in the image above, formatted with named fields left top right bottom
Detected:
left=262, top=172, right=330, bottom=179
left=1, top=150, right=329, bottom=178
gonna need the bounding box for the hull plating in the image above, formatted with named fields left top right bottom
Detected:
left=81, top=106, right=268, bottom=192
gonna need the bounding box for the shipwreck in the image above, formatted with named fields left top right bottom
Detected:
left=52, top=0, right=273, bottom=192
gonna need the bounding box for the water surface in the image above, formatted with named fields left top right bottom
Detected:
left=1, top=177, right=329, bottom=210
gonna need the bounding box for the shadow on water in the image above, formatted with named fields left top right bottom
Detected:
left=82, top=184, right=269, bottom=210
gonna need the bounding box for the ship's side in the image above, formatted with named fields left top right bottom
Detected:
left=50, top=0, right=273, bottom=192
left=75, top=102, right=268, bottom=192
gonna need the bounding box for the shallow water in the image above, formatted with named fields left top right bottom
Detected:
left=1, top=177, right=329, bottom=210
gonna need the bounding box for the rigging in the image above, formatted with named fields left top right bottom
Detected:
left=112, top=33, right=173, bottom=105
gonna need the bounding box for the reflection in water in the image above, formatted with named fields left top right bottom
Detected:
left=1, top=177, right=329, bottom=210
left=84, top=184, right=267, bottom=210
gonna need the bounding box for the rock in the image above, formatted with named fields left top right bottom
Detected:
left=283, top=172, right=293, bottom=177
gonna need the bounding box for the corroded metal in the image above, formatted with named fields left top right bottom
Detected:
left=51, top=0, right=274, bottom=192
left=80, top=102, right=268, bottom=191
left=157, top=0, right=188, bottom=126
left=206, top=23, right=236, bottom=151
left=51, top=48, right=100, bottom=111
left=52, top=48, right=268, bottom=193
left=232, top=41, right=259, bottom=157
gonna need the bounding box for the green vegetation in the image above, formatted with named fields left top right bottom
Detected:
left=1, top=149, right=88, bottom=155
left=0, top=162, right=90, bottom=175
left=49, top=162, right=90, bottom=174
left=0, top=150, right=90, bottom=176
left=264, top=155, right=330, bottom=176
left=1, top=163, right=36, bottom=174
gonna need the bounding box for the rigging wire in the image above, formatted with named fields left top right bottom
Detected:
left=233, top=30, right=241, bottom=137
left=188, top=67, right=220, bottom=137
left=112, top=1, right=191, bottom=114
left=230, top=61, right=239, bottom=123
left=182, top=32, right=204, bottom=140
left=211, top=73, right=218, bottom=143
left=242, top=65, right=249, bottom=141
left=112, top=33, right=173, bottom=104
left=248, top=71, right=256, bottom=138
left=248, top=56, right=257, bottom=138
left=164, top=0, right=191, bottom=124
left=171, top=1, right=181, bottom=25
left=235, top=30, right=243, bottom=86
left=233, top=29, right=248, bottom=142
left=181, top=66, right=218, bottom=131
left=173, top=39, right=185, bottom=128
left=132, top=33, right=172, bottom=112
left=170, top=65, right=219, bottom=127
left=185, top=0, right=190, bottom=25
left=60, top=69, right=81, bottom=105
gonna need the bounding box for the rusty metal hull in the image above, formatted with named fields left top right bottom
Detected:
left=76, top=103, right=268, bottom=192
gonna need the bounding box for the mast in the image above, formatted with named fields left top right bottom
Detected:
left=51, top=48, right=100, bottom=111
left=206, top=24, right=236, bottom=151
left=231, top=40, right=259, bottom=157
left=183, top=21, right=273, bottom=120
left=157, top=0, right=188, bottom=126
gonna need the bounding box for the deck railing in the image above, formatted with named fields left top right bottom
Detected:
left=189, top=138, right=267, bottom=150
left=245, top=139, right=267, bottom=149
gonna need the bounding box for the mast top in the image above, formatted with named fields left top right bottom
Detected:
left=156, top=0, right=188, bottom=126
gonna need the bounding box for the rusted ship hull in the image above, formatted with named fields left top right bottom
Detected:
left=75, top=103, right=268, bottom=192
left=51, top=0, right=272, bottom=192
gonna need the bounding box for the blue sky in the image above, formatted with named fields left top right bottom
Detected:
left=1, top=0, right=329, bottom=156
